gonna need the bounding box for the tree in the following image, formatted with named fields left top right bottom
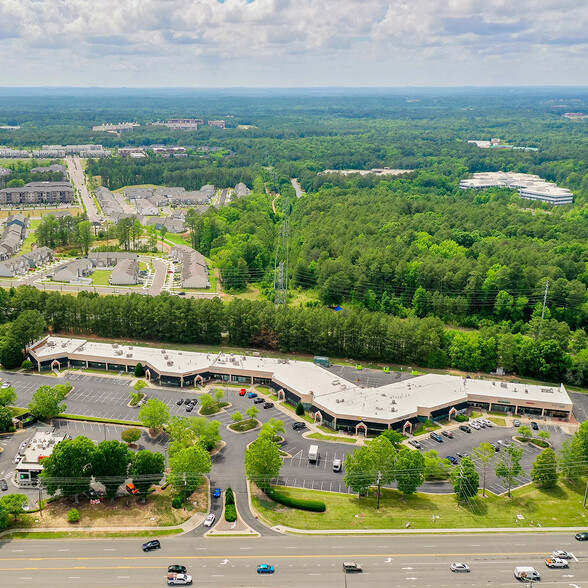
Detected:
left=259, top=418, right=285, bottom=442
left=67, top=508, right=80, bottom=523
left=167, top=416, right=221, bottom=453
left=558, top=437, right=587, bottom=481
left=159, top=226, right=168, bottom=252
left=232, top=411, right=244, bottom=424
left=0, top=336, right=24, bottom=369
left=378, top=429, right=405, bottom=450
left=10, top=310, right=46, bottom=349
left=395, top=448, right=425, bottom=495
left=199, top=394, right=215, bottom=411
left=423, top=450, right=452, bottom=481
left=537, top=430, right=551, bottom=442
left=472, top=442, right=497, bottom=497
left=41, top=436, right=96, bottom=501
left=518, top=425, right=532, bottom=440
left=21, top=359, right=33, bottom=370
left=344, top=445, right=376, bottom=496
left=0, top=504, right=9, bottom=530
left=138, top=398, right=169, bottom=432
left=130, top=450, right=165, bottom=499
left=295, top=402, right=305, bottom=416
left=28, top=385, right=67, bottom=420
left=245, top=437, right=282, bottom=490
left=495, top=445, right=523, bottom=497
left=451, top=456, right=479, bottom=502
left=0, top=406, right=13, bottom=433
left=531, top=448, right=558, bottom=489
left=168, top=445, right=212, bottom=489
left=93, top=440, right=132, bottom=500
left=134, top=363, right=145, bottom=377
left=133, top=380, right=147, bottom=392
left=0, top=494, right=28, bottom=521
left=213, top=388, right=225, bottom=403
left=0, top=386, right=17, bottom=407
left=245, top=405, right=259, bottom=420
left=75, top=220, right=94, bottom=255
left=121, top=428, right=142, bottom=445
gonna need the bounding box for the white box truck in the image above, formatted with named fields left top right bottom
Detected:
left=514, top=566, right=540, bottom=581
left=308, top=444, right=319, bottom=463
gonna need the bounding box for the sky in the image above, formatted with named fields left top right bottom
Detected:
left=1, top=0, right=587, bottom=87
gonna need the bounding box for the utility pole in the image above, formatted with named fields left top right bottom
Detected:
left=540, top=281, right=549, bottom=320
left=583, top=477, right=588, bottom=508
left=376, top=471, right=382, bottom=510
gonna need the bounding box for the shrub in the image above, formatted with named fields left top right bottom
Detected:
left=21, top=360, right=34, bottom=370
left=455, top=414, right=469, bottom=422
left=266, top=487, right=326, bottom=512
left=134, top=363, right=145, bottom=378
left=172, top=497, right=183, bottom=509
left=121, top=427, right=142, bottom=444
left=295, top=402, right=305, bottom=416
left=67, top=508, right=80, bottom=523
left=225, top=487, right=235, bottom=505
left=224, top=504, right=237, bottom=522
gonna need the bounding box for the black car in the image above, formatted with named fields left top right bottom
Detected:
left=142, top=540, right=161, bottom=552
left=459, top=425, right=471, bottom=433
left=263, top=402, right=274, bottom=409
left=190, top=398, right=198, bottom=405
left=430, top=432, right=443, bottom=443
left=253, top=397, right=264, bottom=404
left=531, top=421, right=539, bottom=430
left=168, top=565, right=187, bottom=574
left=575, top=532, right=588, bottom=541
left=441, top=430, right=454, bottom=438
left=292, top=421, right=306, bottom=430
left=84, top=488, right=98, bottom=499
left=185, top=405, right=193, bottom=412
left=177, top=399, right=184, bottom=406
left=0, top=479, right=7, bottom=491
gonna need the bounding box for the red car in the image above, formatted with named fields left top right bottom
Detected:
left=239, top=389, right=247, bottom=396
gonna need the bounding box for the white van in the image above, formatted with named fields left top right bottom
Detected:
left=514, top=566, right=540, bottom=581
left=308, top=444, right=319, bottom=463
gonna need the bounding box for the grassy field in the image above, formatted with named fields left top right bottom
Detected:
left=307, top=432, right=357, bottom=444
left=251, top=480, right=588, bottom=530
left=280, top=401, right=314, bottom=423
left=488, top=416, right=507, bottom=426
left=91, top=269, right=112, bottom=286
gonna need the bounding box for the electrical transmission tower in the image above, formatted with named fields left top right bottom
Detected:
left=273, top=188, right=290, bottom=305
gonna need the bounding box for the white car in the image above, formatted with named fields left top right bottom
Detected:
left=482, top=419, right=493, bottom=427
left=203, top=513, right=216, bottom=528
left=470, top=421, right=481, bottom=430
left=450, top=563, right=470, bottom=573
left=333, top=458, right=343, bottom=472
left=167, top=573, right=193, bottom=585
left=545, top=558, right=568, bottom=568
left=497, top=440, right=510, bottom=447
left=476, top=420, right=487, bottom=428
left=552, top=550, right=572, bottom=559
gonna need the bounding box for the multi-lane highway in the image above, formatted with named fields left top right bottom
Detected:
left=66, top=156, right=101, bottom=223
left=0, top=534, right=585, bottom=587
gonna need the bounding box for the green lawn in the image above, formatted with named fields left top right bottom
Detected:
left=91, top=269, right=112, bottom=286
left=280, top=401, right=314, bottom=423
left=252, top=480, right=588, bottom=530
left=488, top=416, right=507, bottom=426
left=413, top=421, right=442, bottom=436
left=306, top=432, right=357, bottom=444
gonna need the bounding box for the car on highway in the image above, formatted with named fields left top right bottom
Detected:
left=430, top=432, right=443, bottom=443
left=253, top=397, right=264, bottom=404
left=142, top=539, right=161, bottom=552
left=408, top=439, right=422, bottom=449
left=459, top=425, right=471, bottom=433
left=552, top=550, right=572, bottom=559
left=450, top=563, right=470, bottom=573
left=575, top=531, right=588, bottom=541
left=257, top=564, right=275, bottom=574
left=545, top=558, right=568, bottom=568
left=263, top=402, right=274, bottom=409
left=204, top=513, right=216, bottom=528
left=239, top=389, right=247, bottom=396
left=168, top=565, right=187, bottom=574
left=167, top=573, right=193, bottom=585
left=441, top=430, right=454, bottom=438
left=531, top=421, right=539, bottom=430
left=446, top=456, right=458, bottom=465
left=0, top=479, right=7, bottom=491
left=342, top=562, right=363, bottom=573
left=292, top=422, right=306, bottom=430
left=513, top=419, right=521, bottom=427
left=333, top=458, right=343, bottom=472
left=213, top=488, right=221, bottom=499
left=248, top=392, right=258, bottom=398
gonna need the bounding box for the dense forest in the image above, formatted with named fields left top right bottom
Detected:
left=1, top=89, right=588, bottom=384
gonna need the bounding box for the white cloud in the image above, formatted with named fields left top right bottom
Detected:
left=0, top=0, right=588, bottom=85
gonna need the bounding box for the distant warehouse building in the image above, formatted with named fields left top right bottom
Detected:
left=0, top=181, right=74, bottom=205
left=29, top=337, right=574, bottom=433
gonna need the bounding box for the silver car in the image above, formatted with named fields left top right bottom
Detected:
left=203, top=513, right=216, bottom=528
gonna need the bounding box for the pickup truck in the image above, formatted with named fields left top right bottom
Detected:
left=167, top=573, right=193, bottom=586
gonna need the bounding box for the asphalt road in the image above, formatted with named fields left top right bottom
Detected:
left=0, top=533, right=586, bottom=587
left=66, top=156, right=100, bottom=223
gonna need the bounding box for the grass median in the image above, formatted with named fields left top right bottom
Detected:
left=4, top=529, right=183, bottom=540
left=251, top=480, right=588, bottom=531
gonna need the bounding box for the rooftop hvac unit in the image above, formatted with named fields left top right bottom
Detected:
left=392, top=407, right=397, bottom=412
left=48, top=341, right=55, bottom=347
left=61, top=342, right=67, bottom=348
left=392, top=399, right=396, bottom=404
left=129, top=346, right=133, bottom=350
left=501, top=382, right=508, bottom=388
left=126, top=353, right=132, bottom=358
left=115, top=350, right=123, bottom=356
left=167, top=360, right=173, bottom=366
left=161, top=349, right=166, bottom=354
left=113, top=343, right=118, bottom=348
left=164, top=355, right=169, bottom=360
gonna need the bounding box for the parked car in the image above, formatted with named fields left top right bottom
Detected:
left=213, top=488, right=221, bottom=499
left=470, top=421, right=481, bottom=430
left=190, top=398, right=198, bottom=405
left=497, top=440, right=510, bottom=447
left=441, top=430, right=454, bottom=438
left=0, top=479, right=7, bottom=491
left=513, top=419, right=521, bottom=427
left=204, top=513, right=216, bottom=528
left=459, top=425, right=471, bottom=433
left=489, top=443, right=500, bottom=452
left=239, top=389, right=247, bottom=396
left=429, top=432, right=443, bottom=443
left=0, top=382, right=11, bottom=389
left=575, top=531, right=588, bottom=541
left=531, top=421, right=539, bottom=430
left=333, top=459, right=343, bottom=472
left=14, top=455, right=22, bottom=464
left=167, top=573, right=193, bottom=585
left=450, top=563, right=470, bottom=573
left=253, top=397, right=264, bottom=404
left=545, top=558, right=568, bottom=568
left=248, top=392, right=258, bottom=398
left=552, top=550, right=572, bottom=559
left=292, top=421, right=306, bottom=430
left=476, top=420, right=487, bottom=428
left=257, top=564, right=275, bottom=574
left=263, top=402, right=274, bottom=409
left=446, top=456, right=458, bottom=465
left=456, top=451, right=468, bottom=458
left=185, top=405, right=193, bottom=412
left=408, top=439, right=422, bottom=449
left=482, top=419, right=493, bottom=427
left=177, top=399, right=184, bottom=405
left=141, top=539, right=161, bottom=551
left=168, top=565, right=187, bottom=574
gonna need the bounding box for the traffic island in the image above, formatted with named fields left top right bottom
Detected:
left=205, top=489, right=259, bottom=537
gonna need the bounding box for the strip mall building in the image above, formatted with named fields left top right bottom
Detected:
left=30, top=337, right=573, bottom=436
